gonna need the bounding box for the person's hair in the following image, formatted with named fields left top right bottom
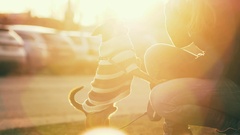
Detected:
left=165, top=0, right=216, bottom=34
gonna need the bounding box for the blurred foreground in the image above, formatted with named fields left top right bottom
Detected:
left=0, top=75, right=152, bottom=130
left=0, top=114, right=220, bottom=135
left=0, top=75, right=222, bottom=135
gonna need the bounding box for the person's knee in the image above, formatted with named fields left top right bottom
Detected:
left=149, top=83, right=174, bottom=115
left=149, top=79, right=189, bottom=115
left=144, top=44, right=175, bottom=78
left=144, top=44, right=174, bottom=63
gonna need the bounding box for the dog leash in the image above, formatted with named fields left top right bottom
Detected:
left=119, top=112, right=148, bottom=129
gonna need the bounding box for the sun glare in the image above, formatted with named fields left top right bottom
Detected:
left=108, top=0, right=160, bottom=21
left=0, top=0, right=68, bottom=21
left=82, top=127, right=127, bottom=135
left=78, top=0, right=109, bottom=26
left=0, top=0, right=163, bottom=26
left=0, top=0, right=28, bottom=13
left=78, top=0, right=162, bottom=26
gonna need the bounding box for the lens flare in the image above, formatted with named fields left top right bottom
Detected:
left=82, top=127, right=127, bottom=135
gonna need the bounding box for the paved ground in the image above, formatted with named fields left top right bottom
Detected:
left=0, top=75, right=151, bottom=130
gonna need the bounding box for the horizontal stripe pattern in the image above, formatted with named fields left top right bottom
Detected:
left=97, top=57, right=138, bottom=75
left=111, top=49, right=136, bottom=63
left=91, top=74, right=132, bottom=89
left=89, top=89, right=131, bottom=105
left=82, top=34, right=139, bottom=113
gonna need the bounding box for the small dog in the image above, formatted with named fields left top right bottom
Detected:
left=68, top=19, right=159, bottom=123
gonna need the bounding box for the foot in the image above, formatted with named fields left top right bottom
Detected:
left=217, top=129, right=240, bottom=135
left=163, top=122, right=193, bottom=135
left=217, top=120, right=240, bottom=135
left=85, top=106, right=117, bottom=128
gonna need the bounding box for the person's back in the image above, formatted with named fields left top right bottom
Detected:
left=225, top=25, right=240, bottom=85
left=205, top=0, right=240, bottom=84
left=164, top=0, right=240, bottom=81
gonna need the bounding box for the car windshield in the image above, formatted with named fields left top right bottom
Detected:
left=0, top=31, right=15, bottom=41
left=42, top=34, right=69, bottom=46
left=0, top=29, right=23, bottom=46
left=16, top=32, right=35, bottom=41
left=70, top=36, right=84, bottom=45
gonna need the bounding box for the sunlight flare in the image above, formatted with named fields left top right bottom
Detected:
left=82, top=127, right=127, bottom=135
left=78, top=0, right=162, bottom=25
left=108, top=0, right=160, bottom=21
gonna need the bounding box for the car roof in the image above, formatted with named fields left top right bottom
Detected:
left=60, top=31, right=91, bottom=37
left=6, top=25, right=57, bottom=34
left=0, top=26, right=24, bottom=42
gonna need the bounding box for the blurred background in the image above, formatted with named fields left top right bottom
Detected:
left=0, top=0, right=173, bottom=76
left=0, top=0, right=208, bottom=132
left=0, top=0, right=173, bottom=131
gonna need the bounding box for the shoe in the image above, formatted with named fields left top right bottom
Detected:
left=216, top=118, right=240, bottom=135
left=217, top=128, right=240, bottom=135
left=163, top=122, right=193, bottom=135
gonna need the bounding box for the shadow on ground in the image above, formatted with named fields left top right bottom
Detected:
left=0, top=114, right=222, bottom=135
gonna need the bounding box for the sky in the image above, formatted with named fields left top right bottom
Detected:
left=0, top=0, right=164, bottom=26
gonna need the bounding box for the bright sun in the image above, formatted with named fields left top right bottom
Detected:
left=0, top=0, right=163, bottom=26
left=78, top=0, right=163, bottom=26
left=108, top=0, right=160, bottom=21
left=82, top=127, right=127, bottom=135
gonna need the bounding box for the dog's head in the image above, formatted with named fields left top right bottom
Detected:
left=92, top=18, right=128, bottom=42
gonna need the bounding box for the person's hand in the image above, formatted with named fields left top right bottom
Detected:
left=85, top=106, right=117, bottom=128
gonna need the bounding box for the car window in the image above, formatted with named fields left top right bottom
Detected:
left=42, top=34, right=70, bottom=47
left=70, top=36, right=84, bottom=46
left=0, top=31, right=15, bottom=40
left=16, top=32, right=35, bottom=41
left=0, top=30, right=23, bottom=46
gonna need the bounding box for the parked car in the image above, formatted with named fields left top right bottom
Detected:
left=41, top=32, right=76, bottom=63
left=7, top=25, right=78, bottom=74
left=0, top=27, right=26, bottom=75
left=60, top=31, right=97, bottom=61
left=41, top=32, right=80, bottom=74
left=7, top=25, right=50, bottom=74
left=60, top=31, right=100, bottom=74
left=86, top=35, right=101, bottom=56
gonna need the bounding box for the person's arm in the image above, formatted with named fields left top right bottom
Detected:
left=130, top=68, right=165, bottom=87
left=131, top=68, right=154, bottom=82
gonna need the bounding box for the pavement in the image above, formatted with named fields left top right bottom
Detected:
left=0, top=75, right=151, bottom=130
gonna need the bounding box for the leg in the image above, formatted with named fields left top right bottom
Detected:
left=144, top=44, right=195, bottom=80
left=144, top=44, right=223, bottom=80
left=150, top=78, right=240, bottom=134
